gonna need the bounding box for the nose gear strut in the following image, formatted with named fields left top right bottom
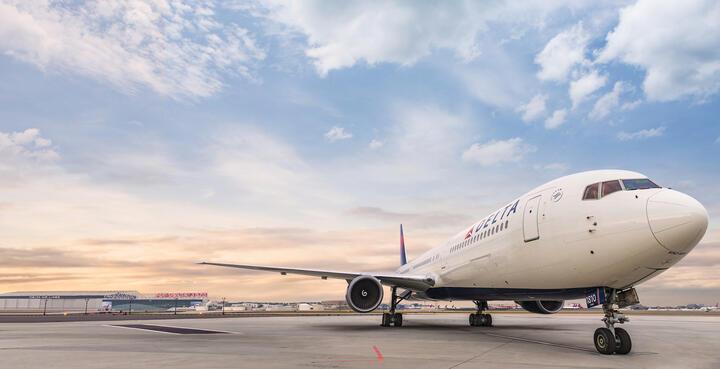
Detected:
left=594, top=288, right=634, bottom=355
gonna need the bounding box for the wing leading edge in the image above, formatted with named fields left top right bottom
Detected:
left=198, top=262, right=435, bottom=291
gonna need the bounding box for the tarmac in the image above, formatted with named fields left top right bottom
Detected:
left=0, top=312, right=718, bottom=369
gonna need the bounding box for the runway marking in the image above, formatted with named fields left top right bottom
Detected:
left=105, top=324, right=237, bottom=335
left=314, top=345, right=384, bottom=363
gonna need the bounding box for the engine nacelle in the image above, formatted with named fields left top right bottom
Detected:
left=345, top=275, right=384, bottom=313
left=516, top=300, right=564, bottom=314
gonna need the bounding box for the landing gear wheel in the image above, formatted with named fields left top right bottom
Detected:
left=381, top=313, right=391, bottom=327
left=471, top=301, right=492, bottom=327
left=483, top=314, right=493, bottom=327
left=594, top=328, right=616, bottom=355
left=614, top=327, right=632, bottom=355
left=393, top=313, right=403, bottom=327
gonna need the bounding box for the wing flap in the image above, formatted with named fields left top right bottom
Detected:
left=198, top=262, right=434, bottom=291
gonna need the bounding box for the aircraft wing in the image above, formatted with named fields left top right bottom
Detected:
left=198, top=262, right=435, bottom=291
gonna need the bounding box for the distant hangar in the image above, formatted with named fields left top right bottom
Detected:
left=0, top=291, right=208, bottom=313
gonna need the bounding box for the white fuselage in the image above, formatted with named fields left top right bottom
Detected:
left=397, top=170, right=708, bottom=301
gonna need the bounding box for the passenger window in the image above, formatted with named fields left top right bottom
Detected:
left=583, top=183, right=599, bottom=200
left=500, top=223, right=504, bottom=231
left=602, top=180, right=622, bottom=197
left=505, top=220, right=509, bottom=228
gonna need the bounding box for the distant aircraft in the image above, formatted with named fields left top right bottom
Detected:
left=201, top=170, right=708, bottom=355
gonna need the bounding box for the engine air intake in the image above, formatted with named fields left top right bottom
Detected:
left=345, top=275, right=384, bottom=313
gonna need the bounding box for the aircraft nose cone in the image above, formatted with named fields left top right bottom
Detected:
left=647, top=189, right=708, bottom=253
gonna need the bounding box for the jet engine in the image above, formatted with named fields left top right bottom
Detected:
left=515, top=300, right=564, bottom=314
left=345, top=275, right=384, bottom=313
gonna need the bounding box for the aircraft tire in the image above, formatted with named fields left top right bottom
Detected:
left=483, top=314, right=493, bottom=327
left=614, top=327, right=632, bottom=355
left=594, top=328, right=616, bottom=355
left=381, top=313, right=391, bottom=327
left=469, top=314, right=476, bottom=326
left=393, top=313, right=403, bottom=327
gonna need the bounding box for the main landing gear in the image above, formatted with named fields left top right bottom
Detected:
left=381, top=287, right=409, bottom=327
left=593, top=288, right=637, bottom=355
left=469, top=300, right=492, bottom=327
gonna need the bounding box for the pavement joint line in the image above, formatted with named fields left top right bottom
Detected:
left=446, top=341, right=511, bottom=369
left=478, top=331, right=596, bottom=353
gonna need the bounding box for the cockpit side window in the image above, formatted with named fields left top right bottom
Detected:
left=602, top=180, right=622, bottom=197
left=622, top=178, right=661, bottom=190
left=583, top=183, right=599, bottom=200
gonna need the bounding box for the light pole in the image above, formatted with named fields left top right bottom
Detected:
left=84, top=298, right=89, bottom=315
left=222, top=297, right=226, bottom=315
left=43, top=298, right=48, bottom=316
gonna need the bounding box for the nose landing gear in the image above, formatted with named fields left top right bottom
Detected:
left=594, top=288, right=634, bottom=355
left=469, top=300, right=492, bottom=327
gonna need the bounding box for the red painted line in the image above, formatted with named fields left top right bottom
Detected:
left=314, top=345, right=384, bottom=363
left=372, top=345, right=383, bottom=360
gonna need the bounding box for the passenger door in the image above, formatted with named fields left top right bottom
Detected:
left=523, top=195, right=541, bottom=242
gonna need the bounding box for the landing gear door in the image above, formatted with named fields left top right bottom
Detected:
left=523, top=195, right=541, bottom=242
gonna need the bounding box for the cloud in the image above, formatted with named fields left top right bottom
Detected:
left=257, top=1, right=586, bottom=76
left=256, top=1, right=481, bottom=76
left=589, top=81, right=630, bottom=120
left=462, top=137, right=537, bottom=166
left=544, top=109, right=567, bottom=129
left=597, top=0, right=720, bottom=102
left=569, top=70, right=607, bottom=108
left=535, top=22, right=590, bottom=82
left=621, top=100, right=642, bottom=111
left=369, top=139, right=383, bottom=149
left=324, top=126, right=352, bottom=142
left=617, top=126, right=665, bottom=141
left=516, top=94, right=547, bottom=122
left=208, top=126, right=330, bottom=206
left=345, top=206, right=471, bottom=229
left=0, top=1, right=266, bottom=99
left=456, top=51, right=534, bottom=108
left=381, top=104, right=470, bottom=177
left=534, top=162, right=569, bottom=172
left=0, top=128, right=58, bottom=163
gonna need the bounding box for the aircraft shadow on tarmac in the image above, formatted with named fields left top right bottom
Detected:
left=311, top=321, right=658, bottom=355
left=314, top=321, right=572, bottom=332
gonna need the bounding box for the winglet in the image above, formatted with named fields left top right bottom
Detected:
left=400, top=224, right=407, bottom=266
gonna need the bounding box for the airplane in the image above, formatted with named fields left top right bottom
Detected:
left=200, top=169, right=709, bottom=355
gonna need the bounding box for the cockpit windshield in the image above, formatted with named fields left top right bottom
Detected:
left=582, top=178, right=661, bottom=200
left=622, top=178, right=660, bottom=190
left=602, top=180, right=622, bottom=197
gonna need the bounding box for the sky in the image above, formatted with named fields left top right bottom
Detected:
left=0, top=0, right=719, bottom=306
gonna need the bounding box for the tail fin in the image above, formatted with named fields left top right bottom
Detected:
left=400, top=224, right=407, bottom=265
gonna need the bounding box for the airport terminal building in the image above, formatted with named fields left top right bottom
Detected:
left=0, top=291, right=208, bottom=313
